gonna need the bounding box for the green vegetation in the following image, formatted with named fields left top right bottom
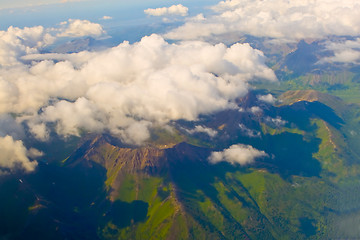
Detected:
left=5, top=66, right=360, bottom=239
left=100, top=173, right=187, bottom=240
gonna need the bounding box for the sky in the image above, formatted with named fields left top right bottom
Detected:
left=0, top=0, right=219, bottom=29
left=0, top=0, right=62, bottom=9
left=1, top=0, right=360, bottom=173
left=0, top=0, right=166, bottom=10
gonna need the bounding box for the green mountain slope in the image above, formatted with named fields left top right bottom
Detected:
left=2, top=90, right=360, bottom=239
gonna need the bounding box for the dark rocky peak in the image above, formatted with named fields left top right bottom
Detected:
left=236, top=91, right=260, bottom=109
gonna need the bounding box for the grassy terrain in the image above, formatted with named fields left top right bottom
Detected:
left=256, top=70, right=360, bottom=104
left=100, top=173, right=189, bottom=240
left=4, top=68, right=360, bottom=239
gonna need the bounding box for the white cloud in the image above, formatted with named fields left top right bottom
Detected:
left=0, top=20, right=276, bottom=145
left=100, top=16, right=113, bottom=20
left=209, top=144, right=267, bottom=165
left=27, top=148, right=44, bottom=158
left=118, top=121, right=152, bottom=145
left=249, top=106, right=262, bottom=114
left=0, top=19, right=105, bottom=67
left=27, top=122, right=49, bottom=141
left=320, top=38, right=360, bottom=64
left=31, top=35, right=274, bottom=143
left=39, top=97, right=106, bottom=137
left=265, top=116, right=287, bottom=127
left=238, top=124, right=260, bottom=138
left=0, top=135, right=38, bottom=174
left=165, top=0, right=360, bottom=41
left=258, top=94, right=276, bottom=104
left=186, top=125, right=218, bottom=137
left=144, top=4, right=188, bottom=17
left=0, top=26, right=55, bottom=66
left=56, top=19, right=106, bottom=38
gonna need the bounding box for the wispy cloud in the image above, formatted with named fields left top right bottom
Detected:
left=100, top=16, right=113, bottom=20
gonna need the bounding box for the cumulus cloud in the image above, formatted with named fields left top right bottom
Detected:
left=209, top=144, right=267, bottom=165
left=144, top=4, right=188, bottom=17
left=0, top=20, right=276, bottom=146
left=0, top=26, right=55, bottom=66
left=0, top=19, right=105, bottom=67
left=56, top=19, right=106, bottom=38
left=165, top=0, right=360, bottom=41
left=39, top=97, right=106, bottom=137
left=258, top=94, right=276, bottom=104
left=29, top=35, right=274, bottom=143
left=0, top=135, right=38, bottom=174
left=27, top=148, right=44, bottom=158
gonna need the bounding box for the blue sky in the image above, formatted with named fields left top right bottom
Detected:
left=0, top=0, right=219, bottom=30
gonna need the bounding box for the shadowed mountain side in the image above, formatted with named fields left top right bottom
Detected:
left=255, top=132, right=322, bottom=178
left=278, top=101, right=344, bottom=130
left=284, top=40, right=320, bottom=75
left=0, top=176, right=37, bottom=239
left=107, top=200, right=149, bottom=229
left=16, top=160, right=108, bottom=240
left=64, top=137, right=257, bottom=239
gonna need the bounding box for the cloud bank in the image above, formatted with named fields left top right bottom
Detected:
left=0, top=19, right=278, bottom=172
left=26, top=35, right=275, bottom=144
left=0, top=26, right=55, bottom=66
left=144, top=4, right=188, bottom=17
left=165, top=0, right=360, bottom=41
left=0, top=19, right=106, bottom=67
left=209, top=144, right=267, bottom=165
left=0, top=28, right=276, bottom=143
